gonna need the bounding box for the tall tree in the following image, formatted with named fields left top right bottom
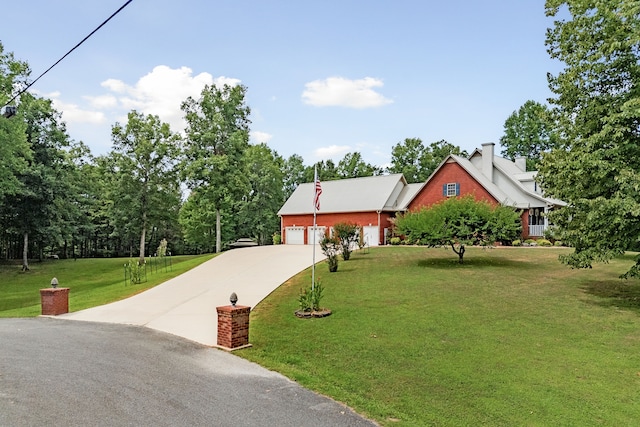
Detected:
left=388, top=138, right=467, bottom=183
left=282, top=154, right=306, bottom=200
left=181, top=84, right=251, bottom=253
left=500, top=100, right=559, bottom=170
left=235, top=143, right=284, bottom=244
left=336, top=152, right=383, bottom=178
left=0, top=42, right=30, bottom=206
left=538, top=0, right=640, bottom=277
left=388, top=137, right=426, bottom=183
left=2, top=93, right=75, bottom=270
left=110, top=111, right=181, bottom=264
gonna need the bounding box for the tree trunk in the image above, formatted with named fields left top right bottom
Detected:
left=216, top=208, right=221, bottom=253
left=450, top=242, right=465, bottom=264
left=139, top=212, right=147, bottom=265
left=22, top=231, right=29, bottom=271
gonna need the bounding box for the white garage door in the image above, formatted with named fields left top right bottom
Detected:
left=307, top=226, right=326, bottom=245
left=362, top=226, right=379, bottom=247
left=285, top=227, right=305, bottom=245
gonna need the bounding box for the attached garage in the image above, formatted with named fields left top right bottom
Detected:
left=307, top=226, right=326, bottom=245
left=285, top=227, right=305, bottom=244
left=362, top=226, right=380, bottom=247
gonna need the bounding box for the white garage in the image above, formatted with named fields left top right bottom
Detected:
left=307, top=226, right=326, bottom=245
left=362, top=226, right=380, bottom=247
left=285, top=227, right=305, bottom=244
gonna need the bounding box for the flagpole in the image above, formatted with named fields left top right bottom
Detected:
left=312, top=167, right=317, bottom=291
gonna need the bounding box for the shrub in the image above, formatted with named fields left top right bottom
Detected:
left=298, top=281, right=324, bottom=312
left=512, top=239, right=522, bottom=246
left=554, top=240, right=563, bottom=246
left=537, top=238, right=552, bottom=246
left=272, top=233, right=281, bottom=245
left=126, top=259, right=145, bottom=284
left=320, top=233, right=340, bottom=272
left=390, top=237, right=401, bottom=245
left=333, top=222, right=359, bottom=260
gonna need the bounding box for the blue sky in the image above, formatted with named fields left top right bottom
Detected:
left=1, top=1, right=560, bottom=167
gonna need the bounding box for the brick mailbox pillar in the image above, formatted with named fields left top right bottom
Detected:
left=40, top=288, right=70, bottom=316
left=216, top=305, right=251, bottom=351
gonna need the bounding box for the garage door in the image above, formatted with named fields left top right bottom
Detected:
left=362, top=226, right=379, bottom=247
left=307, top=226, right=326, bottom=245
left=285, top=227, right=305, bottom=245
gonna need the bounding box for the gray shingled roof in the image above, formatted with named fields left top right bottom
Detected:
left=279, top=149, right=565, bottom=217
left=277, top=174, right=409, bottom=215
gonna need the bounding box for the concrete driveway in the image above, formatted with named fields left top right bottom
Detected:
left=62, top=245, right=326, bottom=347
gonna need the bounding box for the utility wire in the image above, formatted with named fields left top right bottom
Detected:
left=3, top=0, right=134, bottom=108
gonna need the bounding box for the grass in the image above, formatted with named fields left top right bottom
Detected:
left=237, top=246, right=640, bottom=426
left=0, top=254, right=216, bottom=317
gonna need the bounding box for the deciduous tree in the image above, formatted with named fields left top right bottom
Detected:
left=181, top=84, right=251, bottom=253
left=110, top=111, right=181, bottom=264
left=500, top=100, right=559, bottom=170
left=538, top=0, right=640, bottom=277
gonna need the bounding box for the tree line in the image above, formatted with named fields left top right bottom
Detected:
left=0, top=42, right=486, bottom=268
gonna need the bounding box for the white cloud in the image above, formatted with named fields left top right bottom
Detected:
left=87, top=94, right=118, bottom=109
left=314, top=144, right=351, bottom=160
left=250, top=131, right=273, bottom=144
left=50, top=97, right=106, bottom=124
left=302, top=76, right=393, bottom=109
left=99, top=65, right=241, bottom=133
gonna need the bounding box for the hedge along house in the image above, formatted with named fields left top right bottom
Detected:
left=408, top=142, right=566, bottom=238
left=277, top=174, right=423, bottom=246
left=278, top=143, right=565, bottom=244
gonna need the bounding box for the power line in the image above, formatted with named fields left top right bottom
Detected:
left=3, top=0, right=134, bottom=108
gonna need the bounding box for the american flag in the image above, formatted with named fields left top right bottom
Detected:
left=314, top=168, right=322, bottom=211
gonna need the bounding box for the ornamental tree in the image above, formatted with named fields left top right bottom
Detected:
left=394, top=196, right=521, bottom=264
left=333, top=222, right=359, bottom=261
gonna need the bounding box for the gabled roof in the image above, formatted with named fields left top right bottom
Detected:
left=449, top=151, right=566, bottom=208
left=278, top=174, right=409, bottom=216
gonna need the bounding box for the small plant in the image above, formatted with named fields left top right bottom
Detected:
left=156, top=238, right=168, bottom=257
left=512, top=239, right=522, bottom=246
left=524, top=239, right=537, bottom=246
left=537, top=238, right=552, bottom=246
left=390, top=237, right=401, bottom=245
left=126, top=258, right=145, bottom=284
left=298, top=281, right=324, bottom=312
left=554, top=240, right=563, bottom=246
left=272, top=233, right=281, bottom=245
left=320, top=233, right=340, bottom=272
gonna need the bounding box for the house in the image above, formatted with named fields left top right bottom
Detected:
left=277, top=173, right=422, bottom=246
left=277, top=143, right=565, bottom=244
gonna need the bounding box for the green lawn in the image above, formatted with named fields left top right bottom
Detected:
left=0, top=254, right=216, bottom=317
left=238, top=246, right=640, bottom=426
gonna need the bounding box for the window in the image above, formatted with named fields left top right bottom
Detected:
left=442, top=182, right=460, bottom=197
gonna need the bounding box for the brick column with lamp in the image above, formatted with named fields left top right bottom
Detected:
left=216, top=292, right=252, bottom=351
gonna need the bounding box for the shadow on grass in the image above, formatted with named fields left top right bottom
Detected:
left=416, top=256, right=536, bottom=270
left=581, top=280, right=640, bottom=313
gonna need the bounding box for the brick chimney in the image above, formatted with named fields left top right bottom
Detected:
left=481, top=142, right=495, bottom=182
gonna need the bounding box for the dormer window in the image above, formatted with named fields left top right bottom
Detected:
left=443, top=183, right=460, bottom=197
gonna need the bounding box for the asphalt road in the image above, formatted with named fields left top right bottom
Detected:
left=0, top=318, right=377, bottom=427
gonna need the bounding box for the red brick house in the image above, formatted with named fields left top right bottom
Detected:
left=278, top=143, right=564, bottom=244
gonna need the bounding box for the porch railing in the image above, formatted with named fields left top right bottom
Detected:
left=529, top=224, right=546, bottom=237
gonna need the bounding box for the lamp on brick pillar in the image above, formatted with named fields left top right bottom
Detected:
left=40, top=278, right=69, bottom=316
left=216, top=292, right=251, bottom=351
